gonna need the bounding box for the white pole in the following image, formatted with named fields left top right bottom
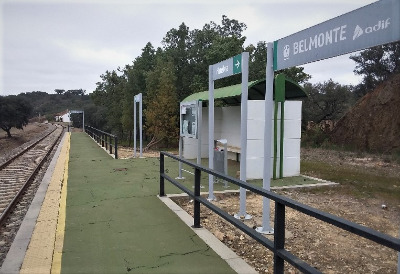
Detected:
left=223, top=141, right=228, bottom=188
left=197, top=100, right=202, bottom=166
left=235, top=52, right=251, bottom=219
left=257, top=42, right=274, bottom=234
left=208, top=65, right=215, bottom=200
left=139, top=93, right=143, bottom=157
left=177, top=136, right=184, bottom=179
left=134, top=96, right=137, bottom=158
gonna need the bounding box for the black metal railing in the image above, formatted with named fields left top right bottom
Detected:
left=159, top=151, right=400, bottom=274
left=85, top=125, right=118, bottom=159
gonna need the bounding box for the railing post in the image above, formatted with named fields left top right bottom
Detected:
left=398, top=227, right=399, bottom=274
left=274, top=202, right=286, bottom=274
left=160, top=153, right=165, bottom=197
left=193, top=167, right=201, bottom=228
left=102, top=133, right=105, bottom=147
left=114, top=136, right=118, bottom=159
left=109, top=135, right=112, bottom=154
left=105, top=134, right=108, bottom=151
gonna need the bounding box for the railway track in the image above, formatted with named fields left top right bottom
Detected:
left=0, top=124, right=64, bottom=226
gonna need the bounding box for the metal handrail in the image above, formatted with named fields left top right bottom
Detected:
left=160, top=151, right=400, bottom=274
left=84, top=125, right=118, bottom=159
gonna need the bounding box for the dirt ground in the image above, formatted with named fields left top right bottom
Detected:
left=175, top=190, right=399, bottom=273
left=331, top=73, right=400, bottom=153
left=0, top=123, right=52, bottom=155
left=118, top=146, right=160, bottom=159
left=301, top=147, right=400, bottom=178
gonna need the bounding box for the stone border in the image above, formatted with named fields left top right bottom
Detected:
left=158, top=195, right=257, bottom=274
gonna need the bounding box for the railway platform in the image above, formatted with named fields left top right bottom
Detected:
left=2, top=132, right=252, bottom=273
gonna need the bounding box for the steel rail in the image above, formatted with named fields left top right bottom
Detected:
left=0, top=126, right=63, bottom=226
left=0, top=125, right=58, bottom=170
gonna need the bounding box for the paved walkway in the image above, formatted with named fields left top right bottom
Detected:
left=60, top=133, right=238, bottom=273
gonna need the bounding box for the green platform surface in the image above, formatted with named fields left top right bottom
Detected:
left=61, top=133, right=236, bottom=274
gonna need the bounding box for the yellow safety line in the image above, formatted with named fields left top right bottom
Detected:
left=51, top=132, right=70, bottom=274
left=20, top=133, right=70, bottom=274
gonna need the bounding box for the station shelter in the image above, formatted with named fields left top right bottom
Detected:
left=181, top=75, right=307, bottom=180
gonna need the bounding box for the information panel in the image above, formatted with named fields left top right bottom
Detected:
left=180, top=101, right=198, bottom=138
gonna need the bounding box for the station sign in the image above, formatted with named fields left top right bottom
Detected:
left=274, top=0, right=400, bottom=70
left=212, top=54, right=242, bottom=80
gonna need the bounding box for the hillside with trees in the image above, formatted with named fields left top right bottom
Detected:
left=2, top=90, right=105, bottom=130
left=331, top=73, right=400, bottom=153
left=91, top=16, right=312, bottom=148
left=304, top=41, right=400, bottom=152
left=2, top=16, right=398, bottom=152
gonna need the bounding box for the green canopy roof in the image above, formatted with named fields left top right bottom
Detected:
left=182, top=76, right=307, bottom=106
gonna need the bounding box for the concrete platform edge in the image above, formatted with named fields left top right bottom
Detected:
left=158, top=195, right=258, bottom=274
left=0, top=133, right=67, bottom=274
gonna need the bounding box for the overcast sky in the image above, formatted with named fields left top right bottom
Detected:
left=0, top=0, right=377, bottom=96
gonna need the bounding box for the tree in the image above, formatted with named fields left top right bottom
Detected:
left=350, top=41, right=400, bottom=97
left=246, top=41, right=266, bottom=81
left=162, top=23, right=192, bottom=101
left=144, top=56, right=179, bottom=149
left=120, top=43, right=156, bottom=144
left=302, top=80, right=354, bottom=127
left=91, top=70, right=125, bottom=135
left=0, top=96, right=33, bottom=137
left=54, top=89, right=65, bottom=95
left=246, top=41, right=311, bottom=83
left=218, top=15, right=247, bottom=38
left=279, top=67, right=311, bottom=84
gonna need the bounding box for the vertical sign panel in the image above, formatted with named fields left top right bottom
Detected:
left=274, top=0, right=400, bottom=70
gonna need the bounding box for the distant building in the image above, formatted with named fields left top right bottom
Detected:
left=55, top=110, right=70, bottom=123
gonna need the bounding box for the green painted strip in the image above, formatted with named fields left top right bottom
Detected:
left=280, top=102, right=285, bottom=179
left=275, top=74, right=286, bottom=102
left=274, top=74, right=286, bottom=178
left=273, top=41, right=278, bottom=71
left=273, top=101, right=278, bottom=180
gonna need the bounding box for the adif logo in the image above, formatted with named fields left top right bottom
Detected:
left=283, top=45, right=290, bottom=60
left=353, top=18, right=391, bottom=40
left=353, top=25, right=364, bottom=40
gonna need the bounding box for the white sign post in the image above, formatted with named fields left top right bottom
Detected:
left=256, top=43, right=275, bottom=234
left=257, top=0, right=400, bottom=235
left=208, top=53, right=250, bottom=220
left=133, top=93, right=143, bottom=158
